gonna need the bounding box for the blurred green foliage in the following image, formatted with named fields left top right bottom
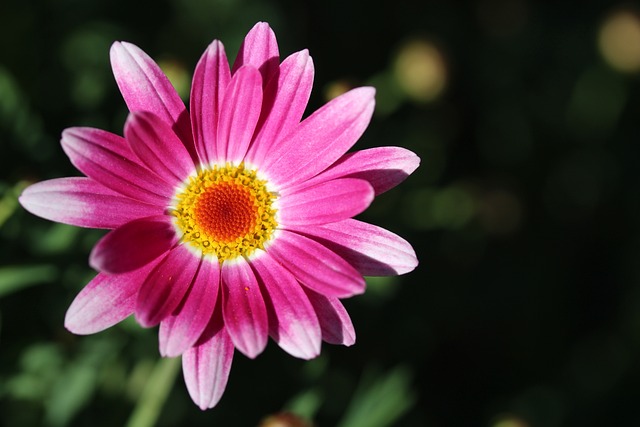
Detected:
left=2, top=0, right=640, bottom=426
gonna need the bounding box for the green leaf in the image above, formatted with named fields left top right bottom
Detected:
left=337, top=366, right=416, bottom=427
left=0, top=265, right=58, bottom=298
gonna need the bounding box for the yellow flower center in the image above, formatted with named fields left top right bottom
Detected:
left=171, top=164, right=278, bottom=261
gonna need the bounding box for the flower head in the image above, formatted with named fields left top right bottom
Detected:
left=19, top=22, right=419, bottom=409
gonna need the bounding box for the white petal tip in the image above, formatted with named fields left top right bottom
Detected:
left=238, top=348, right=261, bottom=360
left=159, top=344, right=185, bottom=359
left=357, top=86, right=376, bottom=98
left=63, top=321, right=83, bottom=335
left=287, top=347, right=321, bottom=360
left=109, top=41, right=130, bottom=58
left=63, top=316, right=98, bottom=336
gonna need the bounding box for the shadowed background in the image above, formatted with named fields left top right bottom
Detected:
left=2, top=0, right=640, bottom=426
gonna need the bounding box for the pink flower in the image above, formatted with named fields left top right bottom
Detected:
left=19, top=22, right=419, bottom=409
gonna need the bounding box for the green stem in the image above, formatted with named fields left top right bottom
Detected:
left=125, top=356, right=181, bottom=427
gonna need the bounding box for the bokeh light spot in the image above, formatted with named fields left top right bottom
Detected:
left=404, top=185, right=475, bottom=230
left=492, top=416, right=529, bottom=427
left=432, top=186, right=475, bottom=229
left=259, top=412, right=313, bottom=427
left=158, top=59, right=191, bottom=100
left=565, top=66, right=626, bottom=140
left=393, top=39, right=447, bottom=103
left=598, top=8, right=640, bottom=73
left=323, top=79, right=353, bottom=101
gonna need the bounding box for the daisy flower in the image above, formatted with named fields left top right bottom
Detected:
left=19, top=22, right=419, bottom=409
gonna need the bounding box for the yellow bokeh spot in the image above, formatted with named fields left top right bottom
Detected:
left=324, top=79, right=353, bottom=101
left=598, top=9, right=640, bottom=73
left=158, top=58, right=191, bottom=99
left=393, top=39, right=447, bottom=102
left=493, top=419, right=529, bottom=427
left=171, top=164, right=278, bottom=261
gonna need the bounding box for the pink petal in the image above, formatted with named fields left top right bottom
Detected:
left=89, top=215, right=179, bottom=274
left=304, top=288, right=356, bottom=346
left=135, top=245, right=200, bottom=327
left=63, top=126, right=132, bottom=159
left=110, top=41, right=195, bottom=160
left=251, top=252, right=321, bottom=359
left=216, top=66, right=263, bottom=164
left=61, top=127, right=173, bottom=205
left=289, top=219, right=418, bottom=276
left=296, top=146, right=420, bottom=196
left=19, top=178, right=163, bottom=229
left=159, top=258, right=221, bottom=357
left=182, top=311, right=234, bottom=410
left=245, top=49, right=314, bottom=167
left=65, top=259, right=161, bottom=335
left=125, top=111, right=195, bottom=185
left=261, top=87, right=376, bottom=188
left=268, top=230, right=366, bottom=298
left=231, top=22, right=279, bottom=87
left=190, top=40, right=231, bottom=165
left=278, top=178, right=374, bottom=227
left=221, top=258, right=268, bottom=359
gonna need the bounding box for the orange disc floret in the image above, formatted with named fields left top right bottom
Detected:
left=194, top=181, right=257, bottom=243
left=171, top=163, right=278, bottom=261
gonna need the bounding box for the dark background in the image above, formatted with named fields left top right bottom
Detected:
left=2, top=0, right=640, bottom=426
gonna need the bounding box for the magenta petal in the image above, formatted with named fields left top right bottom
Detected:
left=261, top=87, right=376, bottom=188
left=268, top=230, right=366, bottom=298
left=216, top=66, right=263, bottom=164
left=89, top=215, right=179, bottom=274
left=61, top=127, right=173, bottom=205
left=221, top=258, right=268, bottom=359
left=251, top=252, right=321, bottom=359
left=231, top=22, right=279, bottom=87
left=289, top=219, right=418, bottom=276
left=297, top=146, right=421, bottom=196
left=278, top=178, right=374, bottom=226
left=65, top=274, right=136, bottom=335
left=19, top=178, right=163, bottom=229
left=159, top=259, right=221, bottom=357
left=245, top=49, right=314, bottom=167
left=125, top=112, right=195, bottom=185
left=64, top=260, right=158, bottom=335
left=135, top=245, right=200, bottom=327
left=190, top=40, right=231, bottom=165
left=110, top=41, right=195, bottom=160
left=304, top=288, right=355, bottom=346
left=182, top=315, right=234, bottom=410
left=63, top=126, right=132, bottom=159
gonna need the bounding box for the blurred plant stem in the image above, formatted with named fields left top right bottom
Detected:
left=125, top=356, right=180, bottom=427
left=0, top=181, right=26, bottom=229
left=336, top=366, right=415, bottom=427
left=0, top=264, right=57, bottom=298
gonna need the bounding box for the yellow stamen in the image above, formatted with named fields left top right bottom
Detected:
left=171, top=164, right=277, bottom=261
